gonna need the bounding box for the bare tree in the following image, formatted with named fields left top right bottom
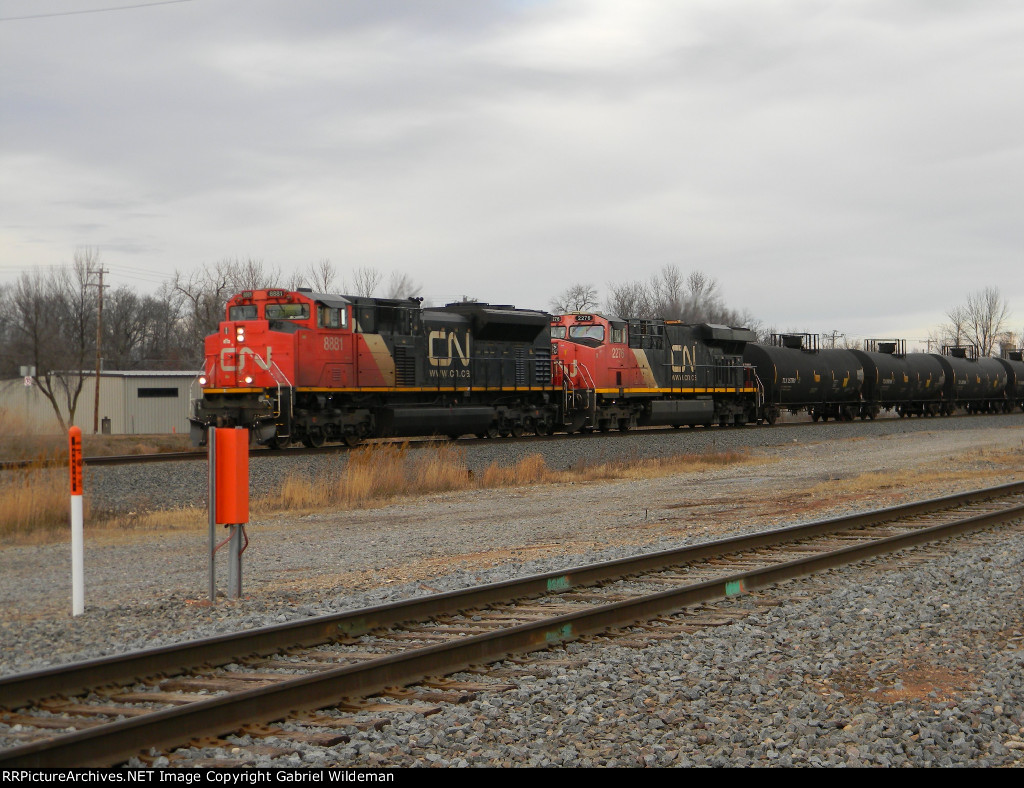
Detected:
left=605, top=280, right=653, bottom=318
left=306, top=258, right=339, bottom=292
left=4, top=259, right=97, bottom=431
left=964, top=287, right=1011, bottom=356
left=605, top=266, right=755, bottom=328
left=101, top=286, right=149, bottom=369
left=550, top=283, right=599, bottom=314
left=650, top=265, right=687, bottom=319
left=349, top=266, right=383, bottom=297
left=385, top=271, right=422, bottom=300
left=934, top=288, right=1011, bottom=356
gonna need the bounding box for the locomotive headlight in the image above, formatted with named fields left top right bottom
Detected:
left=236, top=328, right=245, bottom=342
left=244, top=375, right=254, bottom=384
left=199, top=376, right=208, bottom=386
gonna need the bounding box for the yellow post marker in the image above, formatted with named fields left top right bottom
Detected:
left=69, top=426, right=84, bottom=616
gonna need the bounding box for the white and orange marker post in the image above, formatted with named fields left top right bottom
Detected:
left=69, top=426, right=84, bottom=616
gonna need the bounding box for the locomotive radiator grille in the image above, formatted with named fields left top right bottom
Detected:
left=534, top=347, right=552, bottom=385
left=394, top=346, right=416, bottom=387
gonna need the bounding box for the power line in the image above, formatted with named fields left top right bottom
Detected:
left=0, top=0, right=194, bottom=22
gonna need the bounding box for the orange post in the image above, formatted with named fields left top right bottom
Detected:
left=69, top=426, right=83, bottom=496
left=214, top=427, right=249, bottom=524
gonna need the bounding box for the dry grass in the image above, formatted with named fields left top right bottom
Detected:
left=804, top=447, right=1024, bottom=499
left=256, top=442, right=756, bottom=516
left=18, top=440, right=1020, bottom=546
left=0, top=462, right=88, bottom=541
left=0, top=407, right=192, bottom=461
left=2, top=441, right=759, bottom=544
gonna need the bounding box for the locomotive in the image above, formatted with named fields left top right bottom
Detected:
left=192, top=288, right=557, bottom=447
left=549, top=312, right=758, bottom=431
left=190, top=287, right=1024, bottom=446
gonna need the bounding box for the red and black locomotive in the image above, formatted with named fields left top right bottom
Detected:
left=192, top=288, right=556, bottom=446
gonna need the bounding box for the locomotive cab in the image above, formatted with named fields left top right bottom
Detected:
left=550, top=313, right=638, bottom=391
left=193, top=288, right=356, bottom=446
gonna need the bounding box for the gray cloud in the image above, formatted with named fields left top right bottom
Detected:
left=2, top=0, right=1023, bottom=345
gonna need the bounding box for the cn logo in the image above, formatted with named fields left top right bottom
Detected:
left=220, top=346, right=273, bottom=372
left=670, top=344, right=697, bottom=373
left=428, top=330, right=470, bottom=367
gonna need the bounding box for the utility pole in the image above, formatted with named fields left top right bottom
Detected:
left=824, top=330, right=845, bottom=349
left=88, top=264, right=108, bottom=434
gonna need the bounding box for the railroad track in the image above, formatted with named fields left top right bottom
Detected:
left=3, top=480, right=1024, bottom=767
left=0, top=411, right=991, bottom=472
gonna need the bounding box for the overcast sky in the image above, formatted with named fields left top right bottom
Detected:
left=2, top=0, right=1022, bottom=348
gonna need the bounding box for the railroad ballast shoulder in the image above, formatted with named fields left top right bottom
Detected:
left=190, top=288, right=1024, bottom=446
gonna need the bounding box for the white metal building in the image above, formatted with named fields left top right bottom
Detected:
left=0, top=371, right=201, bottom=435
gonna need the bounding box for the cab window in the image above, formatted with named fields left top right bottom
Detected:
left=550, top=325, right=567, bottom=339
left=228, top=304, right=257, bottom=321
left=612, top=327, right=625, bottom=344
left=568, top=325, right=605, bottom=346
left=318, top=305, right=348, bottom=329
left=265, top=303, right=309, bottom=320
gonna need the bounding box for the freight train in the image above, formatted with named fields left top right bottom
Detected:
left=189, top=287, right=1024, bottom=446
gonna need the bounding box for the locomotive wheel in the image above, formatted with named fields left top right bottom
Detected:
left=342, top=433, right=362, bottom=448
left=598, top=419, right=612, bottom=433
left=510, top=424, right=524, bottom=438
left=302, top=428, right=326, bottom=449
left=534, top=422, right=551, bottom=437
left=618, top=419, right=631, bottom=431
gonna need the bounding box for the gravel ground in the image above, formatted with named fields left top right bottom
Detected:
left=3, top=416, right=1024, bottom=766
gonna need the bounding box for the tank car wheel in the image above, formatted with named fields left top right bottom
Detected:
left=598, top=419, right=612, bottom=433
left=618, top=419, right=631, bottom=432
left=342, top=433, right=362, bottom=448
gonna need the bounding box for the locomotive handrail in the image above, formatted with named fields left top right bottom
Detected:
left=262, top=360, right=295, bottom=435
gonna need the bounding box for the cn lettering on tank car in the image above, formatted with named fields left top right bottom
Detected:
left=190, top=288, right=1024, bottom=446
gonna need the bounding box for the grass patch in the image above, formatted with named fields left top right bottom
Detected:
left=0, top=407, right=192, bottom=462
left=0, top=460, right=79, bottom=542
left=803, top=447, right=1024, bottom=499
left=1, top=441, right=757, bottom=544
left=255, top=442, right=755, bottom=515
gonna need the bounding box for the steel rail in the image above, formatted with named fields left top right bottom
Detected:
left=4, top=492, right=1023, bottom=767
left=3, top=411, right=1003, bottom=471
left=3, top=480, right=1023, bottom=715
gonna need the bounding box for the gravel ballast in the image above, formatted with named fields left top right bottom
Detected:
left=2, top=417, right=1024, bottom=766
